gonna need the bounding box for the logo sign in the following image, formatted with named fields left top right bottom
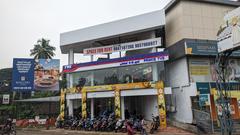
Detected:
left=12, top=58, right=35, bottom=91
left=83, top=38, right=161, bottom=55
left=217, top=7, right=240, bottom=53
left=2, top=94, right=10, bottom=104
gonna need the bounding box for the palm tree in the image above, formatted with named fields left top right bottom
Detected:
left=30, top=38, right=56, bottom=59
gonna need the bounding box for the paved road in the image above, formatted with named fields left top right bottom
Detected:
left=17, top=127, right=196, bottom=135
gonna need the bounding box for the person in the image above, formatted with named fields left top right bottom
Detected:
left=45, top=116, right=50, bottom=130
left=141, top=117, right=148, bottom=135
left=126, top=121, right=135, bottom=135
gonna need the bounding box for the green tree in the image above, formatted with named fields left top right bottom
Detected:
left=30, top=38, right=56, bottom=59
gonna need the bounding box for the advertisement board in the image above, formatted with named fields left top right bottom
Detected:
left=12, top=58, right=35, bottom=91
left=83, top=38, right=161, bottom=55
left=34, top=59, right=60, bottom=91
left=217, top=7, right=240, bottom=53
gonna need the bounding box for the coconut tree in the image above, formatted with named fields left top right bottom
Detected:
left=30, top=38, right=56, bottom=59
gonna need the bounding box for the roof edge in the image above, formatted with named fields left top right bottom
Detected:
left=165, top=0, right=240, bottom=14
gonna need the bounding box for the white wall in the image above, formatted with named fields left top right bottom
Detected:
left=166, top=57, right=189, bottom=87
left=172, top=83, right=197, bottom=123
left=166, top=57, right=197, bottom=123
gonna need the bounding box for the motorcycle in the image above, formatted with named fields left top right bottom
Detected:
left=150, top=115, right=160, bottom=134
left=0, top=118, right=16, bottom=135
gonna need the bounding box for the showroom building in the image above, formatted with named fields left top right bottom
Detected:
left=60, top=0, right=240, bottom=128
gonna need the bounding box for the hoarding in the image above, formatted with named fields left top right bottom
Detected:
left=34, top=59, right=60, bottom=91
left=12, top=58, right=35, bottom=91
left=83, top=38, right=162, bottom=55
left=217, top=7, right=240, bottom=53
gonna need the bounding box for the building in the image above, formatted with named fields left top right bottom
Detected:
left=60, top=0, right=240, bottom=129
left=60, top=9, right=168, bottom=126
left=164, top=0, right=240, bottom=124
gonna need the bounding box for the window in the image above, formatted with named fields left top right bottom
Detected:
left=72, top=71, right=92, bottom=87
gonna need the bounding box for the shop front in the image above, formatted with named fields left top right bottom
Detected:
left=61, top=51, right=169, bottom=128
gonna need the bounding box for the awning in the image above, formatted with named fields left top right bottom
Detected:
left=14, top=96, right=60, bottom=102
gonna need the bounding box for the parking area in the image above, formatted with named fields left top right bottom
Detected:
left=17, top=127, right=196, bottom=135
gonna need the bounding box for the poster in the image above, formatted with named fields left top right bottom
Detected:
left=34, top=59, right=60, bottom=91
left=2, top=94, right=10, bottom=104
left=12, top=58, right=35, bottom=91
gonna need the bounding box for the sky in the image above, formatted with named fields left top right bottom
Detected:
left=0, top=0, right=171, bottom=70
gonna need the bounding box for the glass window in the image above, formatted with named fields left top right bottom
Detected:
left=72, top=71, right=92, bottom=87
left=94, top=68, right=119, bottom=85
left=118, top=64, right=153, bottom=83
left=71, top=62, right=164, bottom=87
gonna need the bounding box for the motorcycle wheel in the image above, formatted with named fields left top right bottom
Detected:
left=150, top=128, right=154, bottom=134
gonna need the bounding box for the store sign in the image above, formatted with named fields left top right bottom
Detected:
left=217, top=7, right=240, bottom=53
left=185, top=42, right=218, bottom=56
left=2, top=94, right=10, bottom=104
left=63, top=52, right=169, bottom=73
left=12, top=58, right=35, bottom=91
left=83, top=38, right=162, bottom=55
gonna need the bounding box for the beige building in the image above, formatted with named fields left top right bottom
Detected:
left=165, top=0, right=238, bottom=47
left=164, top=0, right=240, bottom=129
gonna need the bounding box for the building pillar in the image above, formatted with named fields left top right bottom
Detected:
left=67, top=49, right=74, bottom=88
left=152, top=63, right=158, bottom=82
left=121, top=96, right=125, bottom=120
left=68, top=49, right=74, bottom=64
left=91, top=98, right=94, bottom=119
left=67, top=99, right=73, bottom=116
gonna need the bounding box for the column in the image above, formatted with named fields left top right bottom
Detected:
left=121, top=96, right=125, bottom=120
left=67, top=99, right=73, bottom=116
left=91, top=98, right=94, bottom=119
left=68, top=49, right=74, bottom=64
left=67, top=49, right=74, bottom=88
left=152, top=63, right=158, bottom=82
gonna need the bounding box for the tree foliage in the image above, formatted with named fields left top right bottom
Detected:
left=30, top=38, right=56, bottom=59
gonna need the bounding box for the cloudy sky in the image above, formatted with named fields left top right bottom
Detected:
left=0, top=0, right=171, bottom=70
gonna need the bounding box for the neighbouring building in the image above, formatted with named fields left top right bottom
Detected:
left=60, top=0, right=240, bottom=131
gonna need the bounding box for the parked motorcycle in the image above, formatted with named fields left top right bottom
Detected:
left=0, top=118, right=16, bottom=135
left=150, top=115, right=160, bottom=134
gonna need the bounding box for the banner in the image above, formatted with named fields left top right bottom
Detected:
left=34, top=59, right=60, bottom=91
left=12, top=58, right=35, bottom=91
left=63, top=52, right=169, bottom=73
left=83, top=38, right=162, bottom=55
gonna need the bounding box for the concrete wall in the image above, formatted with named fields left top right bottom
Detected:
left=172, top=83, right=197, bottom=123
left=166, top=57, right=197, bottom=123
left=166, top=57, right=189, bottom=87
left=165, top=1, right=235, bottom=47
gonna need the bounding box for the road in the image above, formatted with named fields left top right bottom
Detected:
left=17, top=127, right=196, bottom=135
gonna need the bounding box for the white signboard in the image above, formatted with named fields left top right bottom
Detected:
left=217, top=7, right=240, bottom=53
left=83, top=38, right=161, bottom=55
left=2, top=94, right=10, bottom=104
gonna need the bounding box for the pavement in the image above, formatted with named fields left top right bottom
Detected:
left=17, top=126, right=196, bottom=135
